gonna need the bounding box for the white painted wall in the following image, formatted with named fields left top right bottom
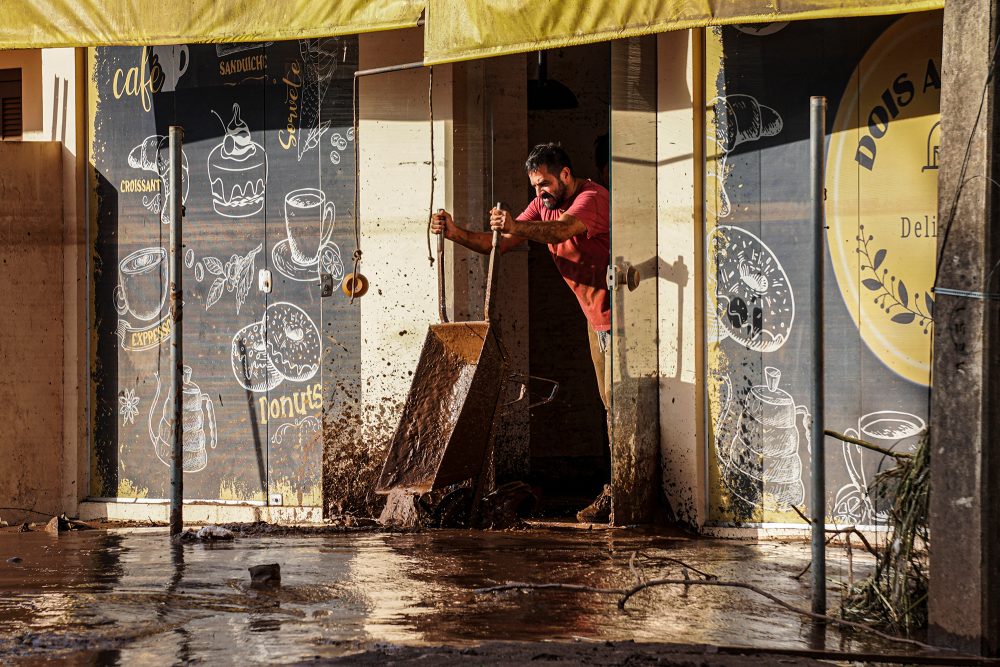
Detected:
left=357, top=29, right=454, bottom=453
left=657, top=30, right=705, bottom=528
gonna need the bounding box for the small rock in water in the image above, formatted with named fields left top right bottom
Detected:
left=196, top=525, right=235, bottom=541
left=6, top=557, right=22, bottom=564
left=17, top=523, right=30, bottom=533
left=44, top=516, right=67, bottom=534
left=248, top=563, right=281, bottom=588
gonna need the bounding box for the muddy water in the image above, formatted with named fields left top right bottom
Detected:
left=0, top=527, right=905, bottom=664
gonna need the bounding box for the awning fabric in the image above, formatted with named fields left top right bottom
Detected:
left=1, top=0, right=424, bottom=49
left=423, top=0, right=944, bottom=64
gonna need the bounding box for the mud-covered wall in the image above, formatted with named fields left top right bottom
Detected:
left=0, top=141, right=65, bottom=519
left=705, top=12, right=942, bottom=525
left=89, top=39, right=359, bottom=506
left=656, top=30, right=705, bottom=527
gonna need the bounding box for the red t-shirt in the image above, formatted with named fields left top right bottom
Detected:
left=517, top=180, right=611, bottom=332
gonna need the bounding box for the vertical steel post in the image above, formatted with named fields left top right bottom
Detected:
left=168, top=126, right=184, bottom=537
left=809, top=97, right=827, bottom=616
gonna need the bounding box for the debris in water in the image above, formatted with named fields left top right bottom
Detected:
left=479, top=481, right=537, bottom=530
left=378, top=489, right=422, bottom=529
left=17, top=523, right=29, bottom=533
left=6, top=556, right=22, bottom=564
left=175, top=525, right=236, bottom=542
left=248, top=563, right=281, bottom=588
left=197, top=525, right=235, bottom=541
left=44, top=516, right=69, bottom=534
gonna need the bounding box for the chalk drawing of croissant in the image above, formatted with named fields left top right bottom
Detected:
left=706, top=95, right=783, bottom=219
left=711, top=94, right=783, bottom=154
left=127, top=135, right=190, bottom=225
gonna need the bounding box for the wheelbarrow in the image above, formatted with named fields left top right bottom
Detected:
left=376, top=207, right=558, bottom=505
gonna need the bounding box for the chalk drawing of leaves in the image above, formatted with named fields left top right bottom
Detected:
left=203, top=257, right=225, bottom=276
left=234, top=244, right=263, bottom=314
left=206, top=277, right=226, bottom=310
left=856, top=225, right=934, bottom=334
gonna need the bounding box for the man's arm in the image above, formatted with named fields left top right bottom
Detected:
left=431, top=210, right=525, bottom=255
left=490, top=209, right=587, bottom=244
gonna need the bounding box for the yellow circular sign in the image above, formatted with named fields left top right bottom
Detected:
left=827, top=12, right=942, bottom=387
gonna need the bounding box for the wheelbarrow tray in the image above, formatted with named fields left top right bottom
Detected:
left=375, top=320, right=508, bottom=495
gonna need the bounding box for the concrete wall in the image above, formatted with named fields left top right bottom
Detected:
left=656, top=30, right=705, bottom=527
left=356, top=30, right=532, bottom=496
left=355, top=29, right=443, bottom=496
left=0, top=48, right=86, bottom=515
left=0, top=141, right=65, bottom=521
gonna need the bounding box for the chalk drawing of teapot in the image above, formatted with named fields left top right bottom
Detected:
left=149, top=366, right=217, bottom=473
left=723, top=367, right=808, bottom=511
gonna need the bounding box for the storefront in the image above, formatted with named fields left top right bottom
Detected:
left=3, top=1, right=944, bottom=527
left=705, top=11, right=942, bottom=526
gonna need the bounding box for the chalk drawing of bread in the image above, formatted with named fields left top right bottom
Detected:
left=712, top=95, right=783, bottom=154
left=265, top=302, right=321, bottom=382
left=127, top=135, right=190, bottom=225
left=710, top=225, right=794, bottom=353
left=231, top=320, right=283, bottom=392
left=706, top=151, right=732, bottom=219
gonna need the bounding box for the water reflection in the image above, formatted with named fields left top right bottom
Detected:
left=0, top=527, right=907, bottom=663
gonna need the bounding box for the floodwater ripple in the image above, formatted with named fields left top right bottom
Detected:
left=0, top=527, right=904, bottom=664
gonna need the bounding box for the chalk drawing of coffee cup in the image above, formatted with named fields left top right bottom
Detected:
left=115, top=247, right=168, bottom=322
left=152, top=45, right=189, bottom=92
left=284, top=188, right=335, bottom=266
left=833, top=410, right=926, bottom=524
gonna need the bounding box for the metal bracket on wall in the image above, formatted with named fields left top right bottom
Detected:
left=320, top=272, right=335, bottom=297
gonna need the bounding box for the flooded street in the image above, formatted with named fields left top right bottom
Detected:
left=0, top=526, right=908, bottom=664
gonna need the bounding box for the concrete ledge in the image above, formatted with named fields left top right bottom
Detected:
left=78, top=501, right=324, bottom=525
left=701, top=523, right=885, bottom=542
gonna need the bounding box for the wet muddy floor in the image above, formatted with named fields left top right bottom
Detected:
left=0, top=525, right=924, bottom=664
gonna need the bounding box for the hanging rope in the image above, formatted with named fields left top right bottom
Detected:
left=350, top=74, right=363, bottom=304
left=426, top=65, right=436, bottom=267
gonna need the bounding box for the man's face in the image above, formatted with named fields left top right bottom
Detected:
left=528, top=165, right=570, bottom=210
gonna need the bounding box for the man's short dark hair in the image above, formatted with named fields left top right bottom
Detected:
left=525, top=142, right=573, bottom=175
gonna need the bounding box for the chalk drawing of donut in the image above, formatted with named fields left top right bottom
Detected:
left=231, top=320, right=283, bottom=393
left=230, top=302, right=321, bottom=392
left=708, top=225, right=794, bottom=353
left=265, top=302, right=321, bottom=382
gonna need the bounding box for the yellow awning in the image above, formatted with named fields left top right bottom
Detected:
left=424, top=0, right=944, bottom=64
left=2, top=0, right=424, bottom=49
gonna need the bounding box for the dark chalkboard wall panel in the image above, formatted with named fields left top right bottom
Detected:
left=705, top=13, right=941, bottom=524
left=90, top=38, right=359, bottom=504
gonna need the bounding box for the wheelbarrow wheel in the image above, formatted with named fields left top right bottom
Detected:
left=430, top=486, right=473, bottom=528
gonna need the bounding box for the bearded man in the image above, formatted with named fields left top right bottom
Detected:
left=430, top=142, right=613, bottom=523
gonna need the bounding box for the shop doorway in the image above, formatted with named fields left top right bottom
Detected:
left=525, top=43, right=612, bottom=515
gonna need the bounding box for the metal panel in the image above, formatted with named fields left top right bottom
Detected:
left=89, top=39, right=360, bottom=505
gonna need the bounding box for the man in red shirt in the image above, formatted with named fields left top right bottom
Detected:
left=430, top=143, right=612, bottom=523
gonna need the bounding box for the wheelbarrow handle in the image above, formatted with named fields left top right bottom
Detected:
left=484, top=202, right=503, bottom=324
left=437, top=210, right=448, bottom=323
left=505, top=374, right=560, bottom=409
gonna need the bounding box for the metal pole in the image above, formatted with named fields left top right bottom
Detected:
left=168, top=126, right=184, bottom=537
left=809, top=97, right=827, bottom=616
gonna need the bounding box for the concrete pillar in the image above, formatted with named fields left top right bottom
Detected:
left=928, top=0, right=1000, bottom=655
